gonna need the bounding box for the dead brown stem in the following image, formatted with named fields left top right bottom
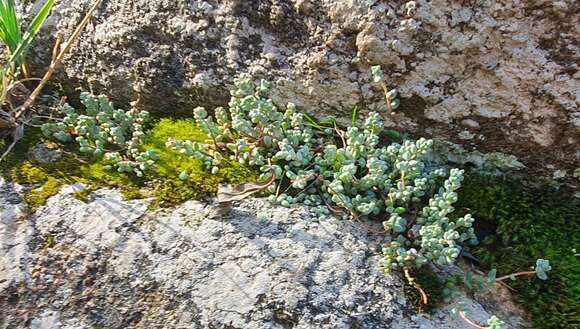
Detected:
left=380, top=82, right=393, bottom=113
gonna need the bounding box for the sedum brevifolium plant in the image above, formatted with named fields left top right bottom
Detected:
left=371, top=65, right=400, bottom=111
left=41, top=92, right=158, bottom=176
left=534, top=258, right=552, bottom=280
left=167, top=75, right=478, bottom=273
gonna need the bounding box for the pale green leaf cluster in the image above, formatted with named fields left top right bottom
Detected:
left=534, top=258, right=551, bottom=280
left=371, top=65, right=384, bottom=83
left=371, top=65, right=400, bottom=110
left=41, top=92, right=158, bottom=176
left=168, top=75, right=477, bottom=272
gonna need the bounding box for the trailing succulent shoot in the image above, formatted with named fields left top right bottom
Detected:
left=494, top=258, right=552, bottom=282
left=371, top=65, right=400, bottom=111
left=41, top=93, right=158, bottom=176
left=167, top=75, right=477, bottom=273
left=451, top=306, right=506, bottom=329
left=447, top=258, right=552, bottom=329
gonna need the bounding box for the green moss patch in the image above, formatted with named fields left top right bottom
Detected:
left=1, top=119, right=258, bottom=210
left=458, top=175, right=580, bottom=329
left=143, top=118, right=257, bottom=208
left=72, top=189, right=91, bottom=202
left=23, top=177, right=63, bottom=211
left=10, top=162, right=48, bottom=184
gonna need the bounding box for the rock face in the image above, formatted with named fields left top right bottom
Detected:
left=0, top=180, right=527, bottom=328
left=24, top=0, right=579, bottom=179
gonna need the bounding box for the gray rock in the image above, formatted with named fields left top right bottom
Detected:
left=461, top=119, right=480, bottom=129
left=21, top=0, right=579, bottom=178
left=0, top=181, right=527, bottom=328
left=27, top=143, right=63, bottom=164
left=0, top=177, right=32, bottom=292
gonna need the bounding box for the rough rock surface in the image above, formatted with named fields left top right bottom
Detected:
left=0, top=179, right=527, bottom=328
left=23, top=0, right=579, bottom=179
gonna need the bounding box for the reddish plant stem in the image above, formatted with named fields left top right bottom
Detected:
left=404, top=268, right=428, bottom=305
left=495, top=271, right=536, bottom=282
left=459, top=311, right=488, bottom=329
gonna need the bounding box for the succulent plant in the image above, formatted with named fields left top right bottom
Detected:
left=534, top=259, right=552, bottom=280
left=41, top=92, right=158, bottom=176
left=167, top=75, right=477, bottom=273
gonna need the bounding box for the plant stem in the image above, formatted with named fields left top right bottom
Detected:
left=380, top=82, right=393, bottom=112
left=275, top=170, right=285, bottom=197
left=459, top=311, right=489, bottom=329
left=495, top=271, right=536, bottom=282
left=404, top=268, right=428, bottom=305
left=21, top=64, right=30, bottom=79
left=334, top=124, right=346, bottom=148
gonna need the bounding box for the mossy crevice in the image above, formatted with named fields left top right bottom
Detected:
left=144, top=118, right=257, bottom=208
left=2, top=120, right=577, bottom=328
left=458, top=175, right=580, bottom=329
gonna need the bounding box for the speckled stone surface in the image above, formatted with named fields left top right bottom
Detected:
left=0, top=180, right=527, bottom=328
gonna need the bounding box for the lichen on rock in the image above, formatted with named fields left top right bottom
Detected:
left=0, top=181, right=525, bottom=328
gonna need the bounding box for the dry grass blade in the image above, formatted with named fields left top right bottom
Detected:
left=217, top=170, right=276, bottom=203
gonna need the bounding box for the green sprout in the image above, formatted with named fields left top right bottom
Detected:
left=0, top=0, right=55, bottom=75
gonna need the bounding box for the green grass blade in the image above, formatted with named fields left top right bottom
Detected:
left=0, top=0, right=23, bottom=52
left=3, top=0, right=54, bottom=73
left=351, top=105, right=359, bottom=127
left=23, top=0, right=54, bottom=41
left=304, top=113, right=323, bottom=130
